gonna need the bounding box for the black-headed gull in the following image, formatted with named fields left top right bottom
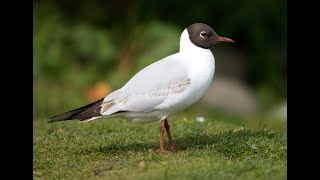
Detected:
left=49, top=23, right=234, bottom=156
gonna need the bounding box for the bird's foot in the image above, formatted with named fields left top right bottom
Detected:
left=158, top=152, right=165, bottom=157
left=168, top=146, right=186, bottom=152
left=157, top=149, right=165, bottom=157
left=157, top=146, right=186, bottom=156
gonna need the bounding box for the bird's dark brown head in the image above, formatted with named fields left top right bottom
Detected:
left=187, top=23, right=234, bottom=49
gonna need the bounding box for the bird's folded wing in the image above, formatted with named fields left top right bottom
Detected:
left=101, top=54, right=190, bottom=115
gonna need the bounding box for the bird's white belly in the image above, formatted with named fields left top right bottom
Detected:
left=115, top=110, right=172, bottom=123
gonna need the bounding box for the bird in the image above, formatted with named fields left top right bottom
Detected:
left=48, top=23, right=234, bottom=156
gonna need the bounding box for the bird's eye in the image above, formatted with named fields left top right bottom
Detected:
left=200, top=31, right=207, bottom=38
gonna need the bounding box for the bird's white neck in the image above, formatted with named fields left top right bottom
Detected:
left=179, top=29, right=215, bottom=70
left=179, top=29, right=212, bottom=55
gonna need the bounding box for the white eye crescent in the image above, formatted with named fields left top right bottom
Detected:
left=200, top=31, right=207, bottom=38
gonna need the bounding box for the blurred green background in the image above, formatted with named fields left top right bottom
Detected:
left=33, top=0, right=287, bottom=122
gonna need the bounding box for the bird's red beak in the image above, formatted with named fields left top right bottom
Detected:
left=213, top=36, right=234, bottom=43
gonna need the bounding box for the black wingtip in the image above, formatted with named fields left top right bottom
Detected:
left=47, top=117, right=60, bottom=123
left=47, top=114, right=72, bottom=123
left=47, top=98, right=104, bottom=123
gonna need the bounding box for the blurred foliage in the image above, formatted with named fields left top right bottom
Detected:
left=33, top=0, right=286, bottom=112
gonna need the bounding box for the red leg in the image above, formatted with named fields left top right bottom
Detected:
left=158, top=119, right=165, bottom=156
left=164, top=119, right=178, bottom=152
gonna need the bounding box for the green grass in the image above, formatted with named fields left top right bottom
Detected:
left=33, top=112, right=287, bottom=179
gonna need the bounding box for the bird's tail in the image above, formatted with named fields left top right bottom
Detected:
left=48, top=98, right=104, bottom=123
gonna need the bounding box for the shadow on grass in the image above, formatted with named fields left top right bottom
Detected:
left=80, top=130, right=285, bottom=159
